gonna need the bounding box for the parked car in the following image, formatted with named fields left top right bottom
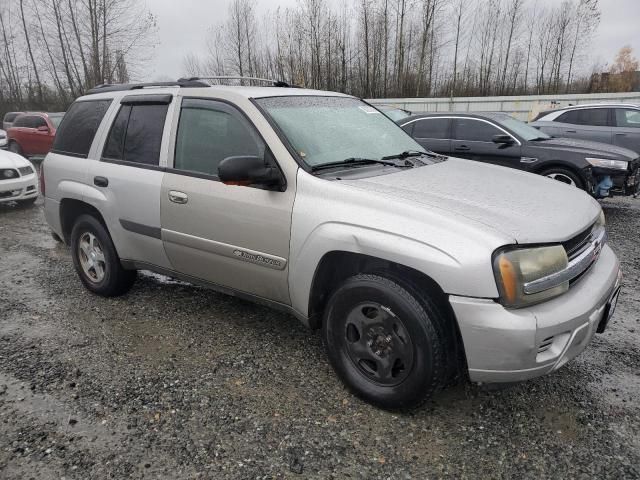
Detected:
left=7, top=112, right=65, bottom=157
left=376, top=105, right=412, bottom=122
left=2, top=111, right=24, bottom=131
left=399, top=112, right=640, bottom=198
left=44, top=80, right=621, bottom=409
left=531, top=103, right=640, bottom=155
left=0, top=149, right=39, bottom=206
left=0, top=129, right=7, bottom=149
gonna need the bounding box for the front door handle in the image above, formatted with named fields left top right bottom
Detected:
left=454, top=145, right=471, bottom=151
left=94, top=176, right=108, bottom=187
left=615, top=133, right=627, bottom=136
left=168, top=190, right=188, bottom=204
left=565, top=130, right=577, bottom=133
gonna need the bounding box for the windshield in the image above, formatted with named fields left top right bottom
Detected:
left=48, top=113, right=65, bottom=129
left=255, top=96, right=426, bottom=168
left=495, top=115, right=551, bottom=141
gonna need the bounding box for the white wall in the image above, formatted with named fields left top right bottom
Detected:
left=368, top=92, right=640, bottom=121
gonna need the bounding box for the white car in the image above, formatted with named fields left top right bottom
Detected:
left=0, top=149, right=39, bottom=205
left=0, top=129, right=7, bottom=149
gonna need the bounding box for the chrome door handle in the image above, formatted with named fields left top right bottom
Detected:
left=168, top=190, right=188, bottom=204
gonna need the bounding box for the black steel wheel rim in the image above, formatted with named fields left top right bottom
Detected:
left=343, top=302, right=415, bottom=386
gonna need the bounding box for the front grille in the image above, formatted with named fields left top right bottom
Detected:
left=0, top=189, right=20, bottom=199
left=562, top=223, right=595, bottom=260
left=0, top=168, right=19, bottom=180
left=18, top=166, right=33, bottom=176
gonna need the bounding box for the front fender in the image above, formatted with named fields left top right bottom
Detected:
left=288, top=221, right=496, bottom=317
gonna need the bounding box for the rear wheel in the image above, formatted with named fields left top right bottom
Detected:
left=540, top=167, right=584, bottom=190
left=322, top=273, right=448, bottom=410
left=70, top=214, right=136, bottom=296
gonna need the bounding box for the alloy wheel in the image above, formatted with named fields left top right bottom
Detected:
left=78, top=232, right=106, bottom=283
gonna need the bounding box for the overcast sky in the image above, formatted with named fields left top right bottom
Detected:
left=146, top=0, right=640, bottom=82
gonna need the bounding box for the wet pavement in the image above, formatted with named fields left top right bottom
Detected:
left=0, top=197, right=639, bottom=479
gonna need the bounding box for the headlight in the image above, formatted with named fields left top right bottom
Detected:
left=586, top=158, right=628, bottom=170
left=493, top=245, right=568, bottom=308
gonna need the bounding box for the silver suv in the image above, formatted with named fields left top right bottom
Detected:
left=43, top=80, right=622, bottom=409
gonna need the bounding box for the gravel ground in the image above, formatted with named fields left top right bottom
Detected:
left=0, top=196, right=639, bottom=479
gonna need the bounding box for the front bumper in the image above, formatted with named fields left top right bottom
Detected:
left=0, top=174, right=39, bottom=203
left=595, top=164, right=640, bottom=197
left=450, top=244, right=621, bottom=383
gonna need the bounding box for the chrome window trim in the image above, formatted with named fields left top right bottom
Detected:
left=523, top=227, right=607, bottom=295
left=400, top=116, right=522, bottom=146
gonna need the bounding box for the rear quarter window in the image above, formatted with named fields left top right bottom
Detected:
left=52, top=99, right=112, bottom=158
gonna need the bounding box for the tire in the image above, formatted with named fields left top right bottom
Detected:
left=540, top=167, right=585, bottom=190
left=70, top=214, right=136, bottom=297
left=322, top=273, right=448, bottom=410
left=17, top=197, right=37, bottom=207
left=8, top=141, right=22, bottom=155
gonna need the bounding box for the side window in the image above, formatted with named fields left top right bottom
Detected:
left=13, top=116, right=28, bottom=128
left=102, top=104, right=169, bottom=166
left=559, top=108, right=609, bottom=126
left=414, top=118, right=450, bottom=139
left=32, top=117, right=47, bottom=128
left=173, top=99, right=265, bottom=177
left=453, top=119, right=502, bottom=142
left=615, top=109, right=640, bottom=128
left=52, top=100, right=112, bottom=157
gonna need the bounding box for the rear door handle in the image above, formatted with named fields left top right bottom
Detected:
left=94, top=176, right=108, bottom=187
left=454, top=145, right=471, bottom=151
left=168, top=190, right=188, bottom=204
left=565, top=130, right=577, bottom=133
left=615, top=133, right=627, bottom=136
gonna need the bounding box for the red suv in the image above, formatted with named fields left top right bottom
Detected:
left=8, top=112, right=65, bottom=157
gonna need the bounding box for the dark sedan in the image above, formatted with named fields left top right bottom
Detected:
left=399, top=112, right=640, bottom=198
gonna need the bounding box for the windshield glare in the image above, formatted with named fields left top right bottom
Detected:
left=495, top=115, right=550, bottom=141
left=256, top=96, right=425, bottom=168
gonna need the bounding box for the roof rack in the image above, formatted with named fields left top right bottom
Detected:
left=179, top=76, right=297, bottom=88
left=86, top=79, right=210, bottom=95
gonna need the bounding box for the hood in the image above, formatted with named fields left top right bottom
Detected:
left=0, top=149, right=31, bottom=169
left=528, top=137, right=638, bottom=161
left=343, top=158, right=600, bottom=244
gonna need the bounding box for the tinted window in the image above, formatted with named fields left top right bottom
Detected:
left=615, top=108, right=640, bottom=128
left=102, top=104, right=169, bottom=166
left=413, top=118, right=449, bottom=138
left=53, top=100, right=112, bottom=157
left=557, top=108, right=609, bottom=126
left=32, top=116, right=47, bottom=128
left=12, top=116, right=29, bottom=127
left=453, top=118, right=501, bottom=142
left=174, top=99, right=264, bottom=177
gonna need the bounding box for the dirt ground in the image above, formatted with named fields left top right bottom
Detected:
left=0, top=196, right=639, bottom=479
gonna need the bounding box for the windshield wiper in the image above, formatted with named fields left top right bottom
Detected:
left=381, top=150, right=438, bottom=160
left=310, top=157, right=404, bottom=172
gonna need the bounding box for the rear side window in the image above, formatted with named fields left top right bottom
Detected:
left=102, top=104, right=169, bottom=166
left=52, top=100, right=112, bottom=158
left=615, top=109, right=640, bottom=128
left=453, top=118, right=501, bottom=142
left=413, top=118, right=450, bottom=139
left=557, top=108, right=610, bottom=127
left=4, top=112, right=21, bottom=123
left=12, top=116, right=29, bottom=127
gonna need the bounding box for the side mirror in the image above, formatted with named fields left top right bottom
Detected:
left=218, top=155, right=284, bottom=190
left=37, top=125, right=50, bottom=133
left=492, top=134, right=514, bottom=146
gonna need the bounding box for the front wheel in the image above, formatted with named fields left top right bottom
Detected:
left=540, top=167, right=585, bottom=190
left=70, top=214, right=136, bottom=297
left=322, top=274, right=448, bottom=410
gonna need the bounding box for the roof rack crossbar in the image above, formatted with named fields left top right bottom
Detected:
left=179, top=76, right=296, bottom=88
left=86, top=79, right=209, bottom=95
